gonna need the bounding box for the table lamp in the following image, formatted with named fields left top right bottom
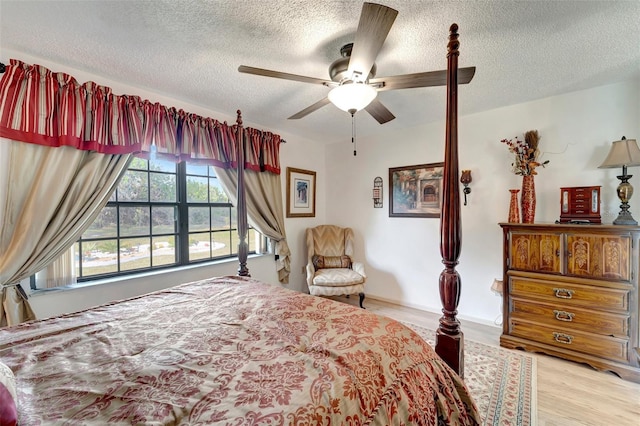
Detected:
left=598, top=136, right=640, bottom=225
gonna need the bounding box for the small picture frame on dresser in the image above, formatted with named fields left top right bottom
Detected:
left=559, top=186, right=601, bottom=223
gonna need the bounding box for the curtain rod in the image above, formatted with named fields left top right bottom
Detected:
left=0, top=62, right=286, bottom=143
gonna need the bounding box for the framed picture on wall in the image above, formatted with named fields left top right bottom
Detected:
left=389, top=162, right=444, bottom=218
left=286, top=167, right=316, bottom=218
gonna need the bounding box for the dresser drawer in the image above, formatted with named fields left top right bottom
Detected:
left=510, top=320, right=629, bottom=363
left=570, top=200, right=589, bottom=207
left=510, top=298, right=629, bottom=337
left=569, top=205, right=589, bottom=214
left=510, top=277, right=629, bottom=311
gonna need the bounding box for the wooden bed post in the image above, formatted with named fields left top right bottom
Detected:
left=435, top=24, right=464, bottom=377
left=236, top=110, right=250, bottom=276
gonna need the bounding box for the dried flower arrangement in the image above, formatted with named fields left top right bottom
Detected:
left=501, top=130, right=549, bottom=176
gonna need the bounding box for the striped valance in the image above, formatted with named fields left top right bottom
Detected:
left=0, top=59, right=281, bottom=174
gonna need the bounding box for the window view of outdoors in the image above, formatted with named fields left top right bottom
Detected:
left=75, top=157, right=257, bottom=279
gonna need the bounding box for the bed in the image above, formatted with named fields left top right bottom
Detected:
left=0, top=23, right=474, bottom=425
left=0, top=276, right=478, bottom=424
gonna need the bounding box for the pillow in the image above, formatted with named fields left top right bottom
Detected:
left=0, top=362, right=17, bottom=426
left=312, top=255, right=351, bottom=270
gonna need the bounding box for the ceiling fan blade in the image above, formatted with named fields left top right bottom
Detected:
left=371, top=67, right=476, bottom=91
left=365, top=99, right=395, bottom=124
left=347, top=3, right=398, bottom=80
left=238, top=65, right=333, bottom=86
left=288, top=97, right=332, bottom=119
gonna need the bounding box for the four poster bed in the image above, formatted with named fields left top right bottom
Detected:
left=0, top=25, right=473, bottom=425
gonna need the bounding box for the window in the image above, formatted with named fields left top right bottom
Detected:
left=71, top=157, right=260, bottom=281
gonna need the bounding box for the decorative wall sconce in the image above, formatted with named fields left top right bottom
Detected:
left=460, top=170, right=472, bottom=206
left=373, top=177, right=383, bottom=208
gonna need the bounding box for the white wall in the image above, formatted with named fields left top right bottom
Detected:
left=325, top=78, right=640, bottom=325
left=277, top=133, right=328, bottom=293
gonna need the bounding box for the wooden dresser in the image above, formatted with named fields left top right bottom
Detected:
left=499, top=223, right=640, bottom=382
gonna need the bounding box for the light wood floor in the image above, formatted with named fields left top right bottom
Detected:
left=329, top=295, right=640, bottom=426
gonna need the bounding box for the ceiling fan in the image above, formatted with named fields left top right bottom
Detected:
left=238, top=2, right=476, bottom=124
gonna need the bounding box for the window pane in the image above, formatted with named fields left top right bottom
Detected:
left=152, top=236, right=176, bottom=267
left=188, top=207, right=210, bottom=232
left=119, top=206, right=150, bottom=237
left=149, top=158, right=176, bottom=173
left=211, top=206, right=230, bottom=230
left=249, top=229, right=258, bottom=252
left=186, top=163, right=209, bottom=176
left=117, top=170, right=149, bottom=201
left=74, top=242, right=81, bottom=277
left=121, top=237, right=151, bottom=271
left=150, top=173, right=176, bottom=202
left=129, top=157, right=148, bottom=170
left=209, top=178, right=228, bottom=203
left=83, top=206, right=117, bottom=239
left=187, top=176, right=209, bottom=202
left=231, top=233, right=238, bottom=255
left=152, top=206, right=176, bottom=234
left=70, top=158, right=243, bottom=282
left=189, top=232, right=211, bottom=261
left=230, top=206, right=237, bottom=229
left=79, top=239, right=118, bottom=277
left=212, top=230, right=233, bottom=257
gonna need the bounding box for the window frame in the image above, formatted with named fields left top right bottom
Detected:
left=61, top=158, right=259, bottom=285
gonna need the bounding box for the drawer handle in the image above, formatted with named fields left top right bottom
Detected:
left=553, top=288, right=574, bottom=299
left=553, top=332, right=573, bottom=344
left=553, top=310, right=575, bottom=322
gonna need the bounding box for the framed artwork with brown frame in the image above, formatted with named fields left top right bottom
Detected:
left=286, top=167, right=316, bottom=218
left=389, top=162, right=444, bottom=218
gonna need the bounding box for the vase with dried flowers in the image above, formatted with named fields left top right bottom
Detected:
left=501, top=130, right=549, bottom=223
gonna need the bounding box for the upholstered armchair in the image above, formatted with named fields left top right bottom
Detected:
left=305, top=225, right=366, bottom=308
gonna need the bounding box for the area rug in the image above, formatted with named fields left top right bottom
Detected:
left=404, top=322, right=537, bottom=426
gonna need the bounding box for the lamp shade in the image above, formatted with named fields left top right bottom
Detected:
left=598, top=137, right=640, bottom=169
left=328, top=82, right=377, bottom=113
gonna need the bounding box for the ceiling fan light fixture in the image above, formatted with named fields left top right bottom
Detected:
left=328, top=82, right=377, bottom=113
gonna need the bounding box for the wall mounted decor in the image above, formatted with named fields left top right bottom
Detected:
left=460, top=170, right=472, bottom=205
left=286, top=167, right=316, bottom=218
left=389, top=162, right=444, bottom=218
left=373, top=177, right=383, bottom=208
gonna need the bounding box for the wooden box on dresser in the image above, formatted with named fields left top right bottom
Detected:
left=499, top=223, right=640, bottom=383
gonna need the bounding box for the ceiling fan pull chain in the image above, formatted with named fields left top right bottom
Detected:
left=351, top=111, right=357, bottom=156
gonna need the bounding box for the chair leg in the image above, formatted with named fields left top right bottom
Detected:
left=358, top=292, right=365, bottom=309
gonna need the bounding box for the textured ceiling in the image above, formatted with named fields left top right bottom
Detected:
left=1, top=0, right=639, bottom=144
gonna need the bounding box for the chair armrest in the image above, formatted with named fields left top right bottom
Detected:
left=352, top=262, right=366, bottom=279
left=306, top=263, right=316, bottom=287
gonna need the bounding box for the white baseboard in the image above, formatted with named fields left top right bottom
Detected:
left=367, top=294, right=502, bottom=329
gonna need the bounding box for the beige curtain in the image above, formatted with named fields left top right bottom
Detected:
left=43, top=245, right=77, bottom=288
left=0, top=138, right=131, bottom=326
left=214, top=167, right=291, bottom=284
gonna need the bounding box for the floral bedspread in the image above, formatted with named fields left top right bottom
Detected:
left=0, top=276, right=480, bottom=425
